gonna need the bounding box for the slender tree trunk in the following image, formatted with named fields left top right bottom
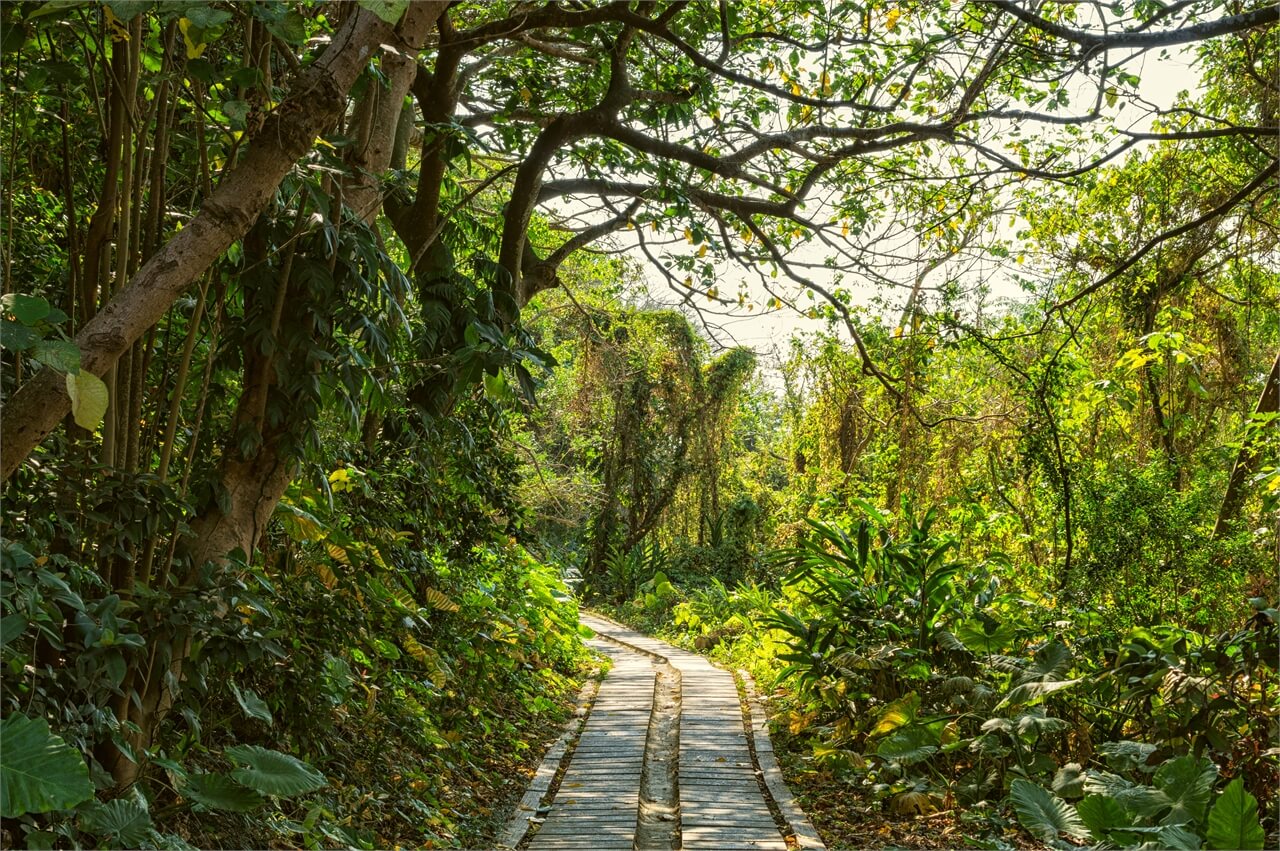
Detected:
left=1213, top=349, right=1280, bottom=538
left=1, top=5, right=446, bottom=482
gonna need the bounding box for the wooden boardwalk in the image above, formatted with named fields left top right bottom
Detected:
left=518, top=614, right=807, bottom=851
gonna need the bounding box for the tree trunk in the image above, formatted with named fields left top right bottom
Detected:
left=343, top=2, right=437, bottom=224
left=1213, top=349, right=1280, bottom=538
left=1, top=5, right=447, bottom=482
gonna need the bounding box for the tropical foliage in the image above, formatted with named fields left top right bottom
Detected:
left=1, top=0, right=1276, bottom=848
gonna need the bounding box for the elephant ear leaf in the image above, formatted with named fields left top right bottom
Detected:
left=182, top=773, right=266, bottom=812
left=225, top=745, right=326, bottom=797
left=1010, top=779, right=1091, bottom=843
left=1206, top=778, right=1265, bottom=850
left=78, top=799, right=153, bottom=848
left=1153, top=754, right=1217, bottom=825
left=0, top=714, right=94, bottom=818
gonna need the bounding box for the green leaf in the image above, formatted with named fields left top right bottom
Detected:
left=1153, top=755, right=1217, bottom=825
left=1099, top=739, right=1157, bottom=773
left=954, top=619, right=1018, bottom=652
left=183, top=4, right=232, bottom=29
left=225, top=745, right=326, bottom=797
left=222, top=99, right=250, bottom=128
left=0, top=318, right=40, bottom=351
left=997, top=677, right=1078, bottom=709
left=1, top=293, right=51, bottom=324
left=1205, top=778, right=1265, bottom=850
left=182, top=773, right=265, bottom=812
left=105, top=1, right=151, bottom=20
left=1009, top=779, right=1091, bottom=843
left=1159, top=823, right=1203, bottom=850
left=230, top=683, right=273, bottom=726
left=27, top=1, right=89, bottom=21
left=357, top=0, right=409, bottom=24
left=1052, top=762, right=1087, bottom=799
left=0, top=714, right=94, bottom=817
left=1077, top=793, right=1131, bottom=837
left=78, top=798, right=153, bottom=847
left=65, top=370, right=109, bottom=431
left=0, top=614, right=28, bottom=648
left=262, top=10, right=307, bottom=44
left=29, top=339, right=80, bottom=373
left=875, top=724, right=938, bottom=765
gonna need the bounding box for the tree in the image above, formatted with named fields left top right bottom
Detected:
left=2, top=0, right=1276, bottom=787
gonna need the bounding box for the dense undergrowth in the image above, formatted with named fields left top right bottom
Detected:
left=597, top=500, right=1278, bottom=850
left=2, top=415, right=589, bottom=848
left=2, top=2, right=1278, bottom=850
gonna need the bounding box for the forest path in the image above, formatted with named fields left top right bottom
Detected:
left=515, top=613, right=820, bottom=851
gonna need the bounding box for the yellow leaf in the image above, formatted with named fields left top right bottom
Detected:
left=178, top=18, right=207, bottom=59
left=891, top=790, right=937, bottom=815
left=683, top=276, right=693, bottom=288
left=326, top=542, right=350, bottom=565
left=403, top=634, right=431, bottom=664
left=315, top=563, right=338, bottom=589
left=684, top=227, right=694, bottom=243
left=790, top=82, right=802, bottom=96
left=520, top=87, right=531, bottom=103
left=423, top=586, right=460, bottom=613
left=65, top=370, right=109, bottom=431
left=871, top=693, right=918, bottom=736
left=886, top=8, right=902, bottom=31
left=698, top=244, right=707, bottom=257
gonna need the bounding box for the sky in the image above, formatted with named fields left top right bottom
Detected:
left=607, top=45, right=1209, bottom=381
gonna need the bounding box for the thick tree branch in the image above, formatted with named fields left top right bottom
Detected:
left=2, top=5, right=444, bottom=482
left=987, top=1, right=1279, bottom=48
left=1054, top=157, right=1278, bottom=312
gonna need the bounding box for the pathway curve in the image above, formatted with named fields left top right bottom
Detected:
left=514, top=613, right=819, bottom=851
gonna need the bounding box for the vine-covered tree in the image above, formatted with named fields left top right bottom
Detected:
left=1, top=0, right=1276, bottom=797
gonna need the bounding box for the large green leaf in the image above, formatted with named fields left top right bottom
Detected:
left=29, top=339, right=80, bottom=372
left=0, top=714, right=94, bottom=817
left=78, top=798, right=153, bottom=847
left=1077, top=793, right=1132, bottom=837
left=997, top=677, right=1078, bottom=709
left=182, top=773, right=266, bottom=812
left=1158, top=824, right=1203, bottom=850
left=1051, top=762, right=1086, bottom=799
left=230, top=683, right=273, bottom=726
left=1152, top=755, right=1217, bottom=825
left=1, top=293, right=51, bottom=324
left=870, top=692, right=920, bottom=736
left=1098, top=739, right=1158, bottom=773
left=1205, top=778, right=1265, bottom=850
left=875, top=724, right=939, bottom=765
left=1009, top=779, right=1091, bottom=843
left=226, top=745, right=326, bottom=797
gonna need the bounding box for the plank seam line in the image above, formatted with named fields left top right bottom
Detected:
left=585, top=612, right=820, bottom=849
left=496, top=666, right=603, bottom=850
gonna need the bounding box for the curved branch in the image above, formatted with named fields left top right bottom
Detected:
left=987, top=1, right=1279, bottom=48
left=1054, top=157, right=1278, bottom=312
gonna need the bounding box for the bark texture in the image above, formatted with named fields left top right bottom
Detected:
left=1, top=5, right=447, bottom=481
left=1213, top=349, right=1280, bottom=538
